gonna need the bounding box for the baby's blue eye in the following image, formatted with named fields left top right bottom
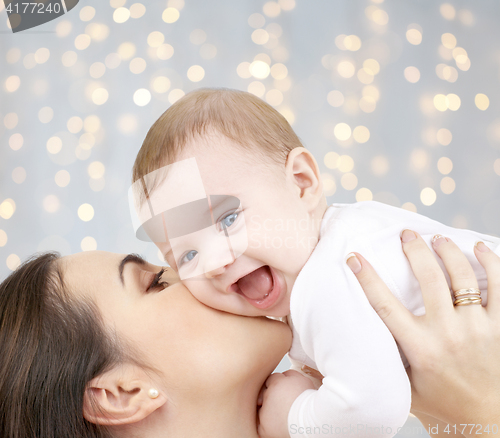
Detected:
left=219, top=212, right=239, bottom=230
left=179, top=250, right=198, bottom=266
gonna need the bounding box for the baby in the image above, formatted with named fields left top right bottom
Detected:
left=130, top=88, right=500, bottom=438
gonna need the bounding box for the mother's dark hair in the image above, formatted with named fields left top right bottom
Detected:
left=0, top=252, right=122, bottom=438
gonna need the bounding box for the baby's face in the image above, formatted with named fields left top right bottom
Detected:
left=155, top=133, right=320, bottom=317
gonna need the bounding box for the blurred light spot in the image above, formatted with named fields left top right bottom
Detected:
left=458, top=9, right=475, bottom=26
left=270, top=63, right=288, bottom=80
left=66, top=116, right=83, bottom=134
left=47, top=136, right=62, bottom=154
left=152, top=76, right=171, bottom=93
left=148, top=31, right=165, bottom=48
left=324, top=151, right=340, bottom=169
left=130, top=57, right=147, bottom=74
left=334, top=123, right=352, bottom=141
left=433, top=94, right=447, bottom=111
left=78, top=204, right=95, bottom=222
left=420, top=188, right=437, bottom=206
left=189, top=29, right=206, bottom=45
left=411, top=149, right=429, bottom=171
left=371, top=156, right=389, bottom=176
left=475, top=94, right=489, bottom=111
left=187, top=65, right=205, bottom=82
left=62, top=51, right=77, bottom=67
left=88, top=161, right=105, bottom=179
left=79, top=133, right=95, bottom=150
left=0, top=199, right=16, bottom=220
left=252, top=28, right=270, bottom=45
left=266, top=89, right=283, bottom=106
left=437, top=128, right=452, bottom=146
left=337, top=155, right=354, bottom=172
left=356, top=188, right=373, bottom=202
left=130, top=3, right=146, bottom=18
left=0, top=230, right=7, bottom=247
left=200, top=43, right=217, bottom=59
left=363, top=59, right=380, bottom=75
left=341, top=173, right=358, bottom=190
left=441, top=33, right=457, bottom=49
left=437, top=157, right=453, bottom=174
left=250, top=61, right=270, bottom=79
left=80, top=6, right=95, bottom=21
left=89, top=176, right=105, bottom=191
left=105, top=53, right=121, bottom=69
left=494, top=159, right=500, bottom=176
left=110, top=0, right=126, bottom=7
left=83, top=116, right=101, bottom=134
left=91, top=88, right=109, bottom=105
left=22, top=53, right=36, bottom=70
left=263, top=1, right=280, bottom=17
left=337, top=60, right=355, bottom=78
left=274, top=77, right=291, bottom=92
left=279, top=107, right=295, bottom=125
left=357, top=68, right=374, bottom=84
left=335, top=34, right=348, bottom=50
left=118, top=42, right=136, bottom=60
left=86, top=23, right=110, bottom=42
left=38, top=106, right=54, bottom=123
left=75, top=146, right=91, bottom=161
left=114, top=7, right=130, bottom=23
left=6, top=48, right=21, bottom=64
left=248, top=81, right=266, bottom=97
left=456, top=57, right=470, bottom=71
left=157, top=44, right=174, bottom=60
left=168, top=0, right=185, bottom=9
left=359, top=96, right=376, bottom=113
left=168, top=89, right=185, bottom=104
left=90, top=62, right=106, bottom=79
left=266, top=23, right=283, bottom=38
left=117, top=114, right=138, bottom=134
left=55, top=170, right=71, bottom=187
left=56, top=20, right=72, bottom=37
left=404, top=66, right=420, bottom=83
left=278, top=0, right=295, bottom=10
left=438, top=45, right=453, bottom=61
left=75, top=34, right=91, bottom=50
left=446, top=93, right=461, bottom=111
left=272, top=46, right=289, bottom=62
left=12, top=167, right=26, bottom=184
left=43, top=195, right=60, bottom=213
left=6, top=254, right=21, bottom=271
left=406, top=28, right=422, bottom=45
left=321, top=173, right=336, bottom=196
left=81, top=236, right=97, bottom=251
left=353, top=126, right=370, bottom=143
left=4, top=112, right=18, bottom=129
left=5, top=75, right=21, bottom=92
left=35, top=47, right=50, bottom=64
left=162, top=7, right=180, bottom=23
left=327, top=90, right=344, bottom=107
left=363, top=85, right=380, bottom=101
left=133, top=88, right=151, bottom=106
left=248, top=13, right=265, bottom=28
left=402, top=202, right=417, bottom=213
left=440, top=3, right=456, bottom=20
left=440, top=177, right=455, bottom=194
left=9, top=133, right=23, bottom=151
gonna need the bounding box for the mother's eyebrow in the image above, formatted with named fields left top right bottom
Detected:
left=119, top=253, right=147, bottom=286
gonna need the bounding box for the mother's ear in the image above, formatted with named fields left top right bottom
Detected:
left=83, top=364, right=167, bottom=426
left=285, top=147, right=324, bottom=210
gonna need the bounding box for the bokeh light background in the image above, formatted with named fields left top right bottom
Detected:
left=1, top=1, right=499, bottom=433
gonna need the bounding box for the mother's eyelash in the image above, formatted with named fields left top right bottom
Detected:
left=147, top=268, right=168, bottom=292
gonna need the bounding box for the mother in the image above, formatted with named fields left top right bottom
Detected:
left=1, top=241, right=499, bottom=438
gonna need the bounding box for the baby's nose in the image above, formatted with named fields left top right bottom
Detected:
left=204, top=265, right=226, bottom=279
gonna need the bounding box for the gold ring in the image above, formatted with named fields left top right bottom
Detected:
left=453, top=288, right=481, bottom=298
left=454, top=296, right=482, bottom=306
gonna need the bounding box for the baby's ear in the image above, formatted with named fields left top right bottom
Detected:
left=285, top=147, right=324, bottom=209
left=83, top=364, right=167, bottom=426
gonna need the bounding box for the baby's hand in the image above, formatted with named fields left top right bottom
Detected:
left=257, top=370, right=315, bottom=438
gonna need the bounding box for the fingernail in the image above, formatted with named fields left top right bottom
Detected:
left=346, top=253, right=362, bottom=274
left=401, top=229, right=417, bottom=243
left=432, top=234, right=449, bottom=247
left=475, top=241, right=490, bottom=253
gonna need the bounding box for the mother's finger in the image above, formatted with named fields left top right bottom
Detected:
left=400, top=230, right=453, bottom=317
left=346, top=252, right=416, bottom=344
left=474, top=241, right=500, bottom=313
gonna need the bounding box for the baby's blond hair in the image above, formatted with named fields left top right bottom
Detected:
left=132, top=88, right=304, bottom=186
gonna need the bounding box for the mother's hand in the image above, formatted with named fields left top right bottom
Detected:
left=346, top=230, right=500, bottom=430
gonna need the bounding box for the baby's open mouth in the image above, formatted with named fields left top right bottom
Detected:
left=231, top=266, right=274, bottom=302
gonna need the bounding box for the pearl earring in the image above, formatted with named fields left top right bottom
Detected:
left=148, top=388, right=159, bottom=399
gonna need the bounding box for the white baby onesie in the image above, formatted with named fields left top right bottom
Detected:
left=287, top=201, right=500, bottom=438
